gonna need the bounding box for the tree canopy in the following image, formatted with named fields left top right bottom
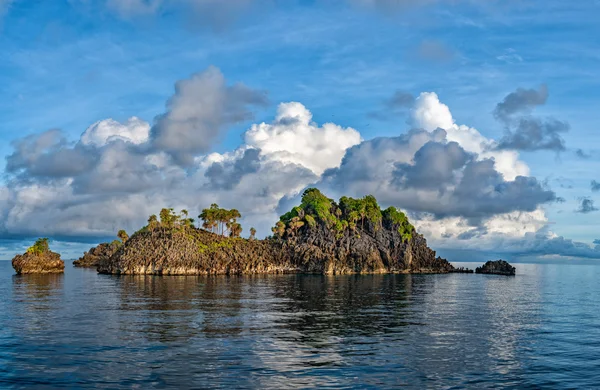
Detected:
left=273, top=188, right=415, bottom=241
left=199, top=204, right=243, bottom=237
left=26, top=238, right=50, bottom=255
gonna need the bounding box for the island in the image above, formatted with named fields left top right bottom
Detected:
left=475, top=260, right=516, bottom=276
left=12, top=238, right=65, bottom=274
left=73, top=231, right=127, bottom=268
left=97, top=188, right=458, bottom=275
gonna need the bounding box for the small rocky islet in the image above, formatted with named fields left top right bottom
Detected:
left=476, top=260, right=516, bottom=276
left=12, top=238, right=65, bottom=274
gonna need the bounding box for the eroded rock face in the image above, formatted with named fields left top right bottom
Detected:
left=74, top=242, right=120, bottom=268
left=98, top=219, right=454, bottom=276
left=12, top=252, right=65, bottom=274
left=475, top=260, right=516, bottom=276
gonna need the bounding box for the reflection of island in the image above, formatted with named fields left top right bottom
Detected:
left=114, top=275, right=247, bottom=343
left=98, top=189, right=456, bottom=276
left=12, top=273, right=64, bottom=334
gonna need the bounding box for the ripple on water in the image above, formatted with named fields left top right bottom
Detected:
left=0, top=262, right=600, bottom=388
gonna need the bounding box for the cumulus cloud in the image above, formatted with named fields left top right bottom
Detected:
left=321, top=128, right=555, bottom=221
left=150, top=66, right=268, bottom=165
left=244, top=102, right=361, bottom=175
left=5, top=130, right=96, bottom=180
left=1, top=69, right=593, bottom=260
left=591, top=180, right=600, bottom=192
left=577, top=197, right=598, bottom=214
left=81, top=117, right=150, bottom=146
left=0, top=75, right=352, bottom=240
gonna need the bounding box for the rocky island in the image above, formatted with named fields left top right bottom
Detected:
left=98, top=188, right=456, bottom=275
left=73, top=231, right=128, bottom=268
left=12, top=238, right=65, bottom=274
left=475, top=260, right=516, bottom=276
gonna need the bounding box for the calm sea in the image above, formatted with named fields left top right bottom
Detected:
left=0, top=261, right=599, bottom=389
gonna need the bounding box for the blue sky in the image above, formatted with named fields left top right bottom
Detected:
left=1, top=0, right=600, bottom=260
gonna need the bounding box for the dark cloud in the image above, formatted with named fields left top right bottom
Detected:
left=393, top=141, right=470, bottom=189
left=493, top=84, right=548, bottom=123
left=492, top=85, right=570, bottom=152
left=555, top=197, right=566, bottom=203
left=576, top=149, right=591, bottom=159
left=594, top=239, right=600, bottom=245
left=205, top=148, right=261, bottom=190
left=5, top=130, right=97, bottom=180
left=576, top=197, right=598, bottom=213
left=321, top=129, right=556, bottom=222
left=495, top=118, right=569, bottom=152
left=150, top=66, right=268, bottom=165
left=591, top=180, right=600, bottom=192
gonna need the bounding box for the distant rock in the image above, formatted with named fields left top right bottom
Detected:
left=12, top=238, right=65, bottom=274
left=475, top=260, right=516, bottom=276
left=74, top=241, right=121, bottom=268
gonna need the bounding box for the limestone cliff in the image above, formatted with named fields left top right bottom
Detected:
left=98, top=189, right=455, bottom=275
left=73, top=241, right=121, bottom=268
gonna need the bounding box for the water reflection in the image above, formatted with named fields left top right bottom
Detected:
left=1, top=263, right=600, bottom=388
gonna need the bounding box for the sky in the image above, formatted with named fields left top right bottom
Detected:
left=1, top=0, right=600, bottom=261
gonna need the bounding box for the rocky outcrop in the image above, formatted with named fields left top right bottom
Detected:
left=74, top=242, right=120, bottom=268
left=475, top=260, right=516, bottom=276
left=98, top=189, right=456, bottom=276
left=12, top=239, right=64, bottom=274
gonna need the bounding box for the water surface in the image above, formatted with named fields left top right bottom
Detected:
left=1, top=261, right=599, bottom=389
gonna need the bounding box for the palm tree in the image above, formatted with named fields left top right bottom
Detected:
left=250, top=227, right=257, bottom=240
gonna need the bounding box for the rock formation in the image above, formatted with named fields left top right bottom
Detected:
left=98, top=189, right=456, bottom=275
left=73, top=241, right=121, bottom=268
left=12, top=238, right=65, bottom=274
left=475, top=260, right=516, bottom=276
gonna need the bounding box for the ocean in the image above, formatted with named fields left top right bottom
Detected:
left=1, top=261, right=599, bottom=389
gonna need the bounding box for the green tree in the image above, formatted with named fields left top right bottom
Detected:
left=117, top=230, right=129, bottom=243
left=250, top=227, right=257, bottom=240
left=26, top=238, right=50, bottom=255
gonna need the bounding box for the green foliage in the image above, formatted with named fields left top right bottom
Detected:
left=274, top=188, right=415, bottom=241
left=26, top=238, right=50, bottom=255
left=117, top=229, right=129, bottom=243
left=199, top=204, right=243, bottom=237
left=249, top=227, right=257, bottom=240
left=382, top=206, right=414, bottom=242
left=304, top=214, right=316, bottom=228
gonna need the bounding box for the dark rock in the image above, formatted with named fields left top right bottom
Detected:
left=99, top=190, right=456, bottom=276
left=475, top=260, right=516, bottom=276
left=99, top=218, right=455, bottom=276
left=12, top=250, right=64, bottom=275
left=450, top=267, right=474, bottom=273
left=74, top=242, right=121, bottom=268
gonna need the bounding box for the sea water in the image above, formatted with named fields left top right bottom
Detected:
left=1, top=261, right=599, bottom=389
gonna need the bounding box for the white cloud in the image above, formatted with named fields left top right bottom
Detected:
left=81, top=117, right=150, bottom=146
left=244, top=102, right=362, bottom=175
left=411, top=92, right=529, bottom=180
